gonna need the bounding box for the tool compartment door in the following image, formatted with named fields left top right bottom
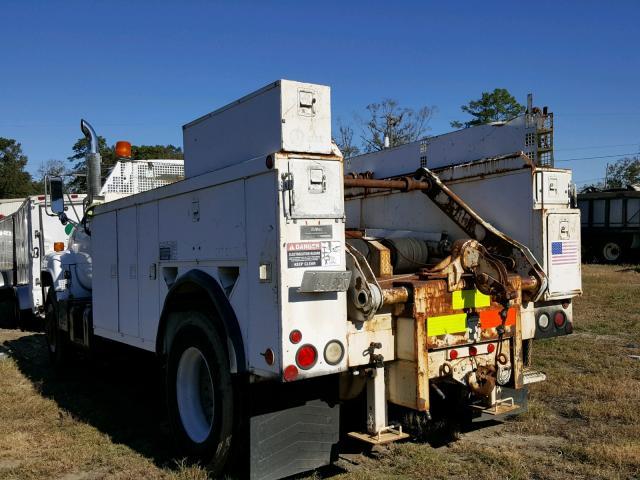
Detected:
left=92, top=211, right=119, bottom=333
left=287, top=158, right=344, bottom=219
left=138, top=202, right=159, bottom=344
left=545, top=210, right=582, bottom=298
left=117, top=206, right=139, bottom=337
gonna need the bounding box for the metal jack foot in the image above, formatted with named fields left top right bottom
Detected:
left=347, top=365, right=409, bottom=445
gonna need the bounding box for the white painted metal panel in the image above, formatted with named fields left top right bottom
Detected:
left=245, top=172, right=280, bottom=375
left=278, top=155, right=348, bottom=379
left=138, top=202, right=159, bottom=344
left=117, top=207, right=139, bottom=337
left=92, top=211, right=119, bottom=333
left=183, top=80, right=331, bottom=178
left=346, top=114, right=538, bottom=178
left=347, top=170, right=538, bottom=260
left=546, top=211, right=582, bottom=297
left=157, top=180, right=246, bottom=263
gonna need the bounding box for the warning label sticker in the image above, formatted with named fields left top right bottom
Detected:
left=287, top=241, right=341, bottom=268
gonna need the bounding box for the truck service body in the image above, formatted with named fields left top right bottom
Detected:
left=42, top=81, right=579, bottom=479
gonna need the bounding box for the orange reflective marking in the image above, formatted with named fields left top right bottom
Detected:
left=479, top=307, right=517, bottom=329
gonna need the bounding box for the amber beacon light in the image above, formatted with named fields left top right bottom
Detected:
left=115, top=140, right=132, bottom=159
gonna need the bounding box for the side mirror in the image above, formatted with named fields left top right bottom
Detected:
left=49, top=177, right=65, bottom=214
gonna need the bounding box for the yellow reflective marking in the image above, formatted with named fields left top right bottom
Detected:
left=427, top=313, right=467, bottom=336
left=452, top=289, right=491, bottom=309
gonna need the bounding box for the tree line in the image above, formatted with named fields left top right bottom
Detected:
left=0, top=135, right=183, bottom=198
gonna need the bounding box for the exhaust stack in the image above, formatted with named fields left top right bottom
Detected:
left=80, top=119, right=102, bottom=205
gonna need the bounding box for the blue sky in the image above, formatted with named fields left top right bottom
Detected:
left=1, top=0, right=638, bottom=186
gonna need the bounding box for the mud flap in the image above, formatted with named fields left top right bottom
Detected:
left=248, top=380, right=340, bottom=480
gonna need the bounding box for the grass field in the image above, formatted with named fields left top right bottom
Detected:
left=0, top=264, right=639, bottom=480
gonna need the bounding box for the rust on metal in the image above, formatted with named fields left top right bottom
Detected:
left=343, top=176, right=430, bottom=192
left=367, top=240, right=393, bottom=277
left=413, top=166, right=547, bottom=303
left=382, top=286, right=409, bottom=305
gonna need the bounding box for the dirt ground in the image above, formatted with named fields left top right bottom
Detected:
left=0, top=264, right=639, bottom=480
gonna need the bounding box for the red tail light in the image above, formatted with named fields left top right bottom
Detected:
left=284, top=365, right=298, bottom=381
left=469, top=346, right=478, bottom=356
left=554, top=311, right=566, bottom=328
left=449, top=349, right=458, bottom=360
left=295, top=344, right=317, bottom=370
left=487, top=343, right=496, bottom=353
left=289, top=330, right=302, bottom=344
left=38, top=195, right=45, bottom=200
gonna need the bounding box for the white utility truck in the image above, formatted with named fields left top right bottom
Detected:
left=43, top=81, right=577, bottom=480
left=0, top=192, right=85, bottom=328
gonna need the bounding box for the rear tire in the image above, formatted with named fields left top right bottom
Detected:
left=601, top=241, right=622, bottom=263
left=165, top=312, right=235, bottom=475
left=44, top=289, right=69, bottom=366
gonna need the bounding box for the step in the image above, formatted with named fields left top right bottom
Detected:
left=523, top=369, right=547, bottom=385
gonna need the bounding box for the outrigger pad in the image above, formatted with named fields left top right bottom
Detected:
left=249, top=398, right=340, bottom=480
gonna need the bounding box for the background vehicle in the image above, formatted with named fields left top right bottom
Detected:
left=578, top=185, right=640, bottom=262
left=42, top=81, right=578, bottom=480
left=0, top=193, right=85, bottom=328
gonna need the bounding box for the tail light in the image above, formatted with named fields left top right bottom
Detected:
left=289, top=330, right=302, bottom=344
left=295, top=344, right=317, bottom=370
left=469, top=346, right=478, bottom=356
left=449, top=349, right=458, bottom=360
left=54, top=242, right=64, bottom=252
left=263, top=348, right=275, bottom=366
left=554, top=311, right=566, bottom=328
left=284, top=365, right=298, bottom=381
left=487, top=343, right=496, bottom=353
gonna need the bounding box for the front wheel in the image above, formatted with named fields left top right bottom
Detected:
left=44, top=289, right=69, bottom=366
left=165, top=312, right=236, bottom=475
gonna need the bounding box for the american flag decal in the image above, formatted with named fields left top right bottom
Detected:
left=551, top=240, right=579, bottom=265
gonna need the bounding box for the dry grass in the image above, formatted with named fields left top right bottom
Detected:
left=1, top=264, right=639, bottom=479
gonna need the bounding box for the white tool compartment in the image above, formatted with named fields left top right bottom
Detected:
left=534, top=169, right=572, bottom=208
left=183, top=80, right=332, bottom=178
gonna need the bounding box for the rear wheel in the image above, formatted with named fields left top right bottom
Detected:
left=166, top=312, right=235, bottom=475
left=601, top=241, right=622, bottom=263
